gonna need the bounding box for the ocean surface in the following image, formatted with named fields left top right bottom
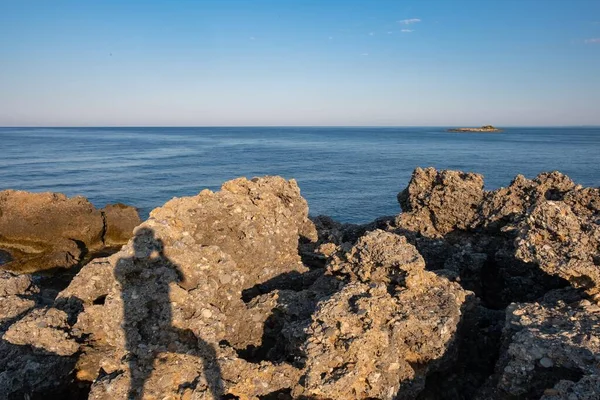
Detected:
left=1, top=127, right=598, bottom=223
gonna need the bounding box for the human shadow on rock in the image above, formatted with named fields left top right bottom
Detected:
left=114, top=227, right=223, bottom=399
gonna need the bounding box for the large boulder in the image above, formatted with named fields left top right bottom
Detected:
left=396, top=167, right=485, bottom=237
left=57, top=176, right=318, bottom=399
left=395, top=168, right=598, bottom=305
left=516, top=187, right=600, bottom=298
left=396, top=168, right=581, bottom=237
left=294, top=230, right=469, bottom=399
left=0, top=190, right=140, bottom=273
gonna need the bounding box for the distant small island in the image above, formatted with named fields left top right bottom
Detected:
left=447, top=125, right=502, bottom=133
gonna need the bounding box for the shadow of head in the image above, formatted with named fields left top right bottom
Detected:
left=131, top=227, right=164, bottom=259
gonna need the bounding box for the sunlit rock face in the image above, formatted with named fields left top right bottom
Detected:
left=1, top=168, right=599, bottom=399
left=0, top=190, right=140, bottom=273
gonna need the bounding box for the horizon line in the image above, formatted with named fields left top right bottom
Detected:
left=1, top=125, right=600, bottom=129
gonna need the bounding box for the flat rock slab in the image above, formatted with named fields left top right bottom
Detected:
left=0, top=190, right=140, bottom=273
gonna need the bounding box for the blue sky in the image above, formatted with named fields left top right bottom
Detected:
left=1, top=0, right=599, bottom=126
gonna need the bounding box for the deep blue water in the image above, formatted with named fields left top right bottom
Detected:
left=0, top=127, right=598, bottom=223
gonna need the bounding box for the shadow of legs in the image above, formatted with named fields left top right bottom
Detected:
left=128, top=354, right=152, bottom=400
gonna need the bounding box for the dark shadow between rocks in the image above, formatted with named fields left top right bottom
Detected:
left=115, top=227, right=223, bottom=399
left=241, top=269, right=324, bottom=304
left=524, top=366, right=584, bottom=399
left=0, top=338, right=89, bottom=400
left=256, top=389, right=320, bottom=400
left=395, top=228, right=569, bottom=310
left=413, top=298, right=505, bottom=400
left=0, top=249, right=12, bottom=266
left=236, top=220, right=528, bottom=398
left=235, top=236, right=338, bottom=366
left=389, top=224, right=572, bottom=399
left=238, top=267, right=329, bottom=366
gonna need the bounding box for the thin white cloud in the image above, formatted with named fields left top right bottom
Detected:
left=399, top=18, right=421, bottom=25
left=585, top=38, right=600, bottom=44
left=361, top=53, right=369, bottom=56
left=401, top=29, right=414, bottom=33
left=328, top=36, right=333, bottom=40
left=387, top=31, right=393, bottom=34
left=249, top=36, right=255, bottom=40
left=369, top=32, right=375, bottom=36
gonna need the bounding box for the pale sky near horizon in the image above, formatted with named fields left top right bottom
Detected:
left=1, top=0, right=599, bottom=127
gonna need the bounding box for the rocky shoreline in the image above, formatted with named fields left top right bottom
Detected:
left=1, top=168, right=598, bottom=399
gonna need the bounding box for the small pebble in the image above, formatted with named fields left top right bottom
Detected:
left=539, top=357, right=554, bottom=368
left=388, top=362, right=400, bottom=371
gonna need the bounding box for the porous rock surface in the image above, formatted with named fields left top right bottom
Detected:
left=1, top=168, right=599, bottom=399
left=394, top=167, right=600, bottom=398
left=0, top=269, right=84, bottom=399
left=515, top=188, right=600, bottom=298
left=540, top=375, right=600, bottom=400
left=0, top=190, right=140, bottom=273
left=57, top=176, right=320, bottom=399
left=477, top=289, right=600, bottom=399
left=0, top=270, right=37, bottom=330
left=37, top=176, right=468, bottom=399
left=396, top=167, right=485, bottom=237
left=397, top=167, right=600, bottom=300
left=296, top=231, right=468, bottom=400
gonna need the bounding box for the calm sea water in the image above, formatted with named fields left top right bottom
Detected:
left=0, top=127, right=598, bottom=223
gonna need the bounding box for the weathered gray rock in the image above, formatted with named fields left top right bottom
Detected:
left=0, top=271, right=83, bottom=399
left=0, top=271, right=37, bottom=331
left=540, top=375, right=600, bottom=400
left=396, top=167, right=485, bottom=237
left=516, top=187, right=600, bottom=298
left=326, top=229, right=425, bottom=284
left=0, top=339, right=81, bottom=400
left=395, top=168, right=593, bottom=307
left=3, top=307, right=79, bottom=356
left=2, top=169, right=599, bottom=399
left=294, top=230, right=469, bottom=399
left=475, top=172, right=577, bottom=232
left=0, top=270, right=33, bottom=298
left=480, top=290, right=600, bottom=399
